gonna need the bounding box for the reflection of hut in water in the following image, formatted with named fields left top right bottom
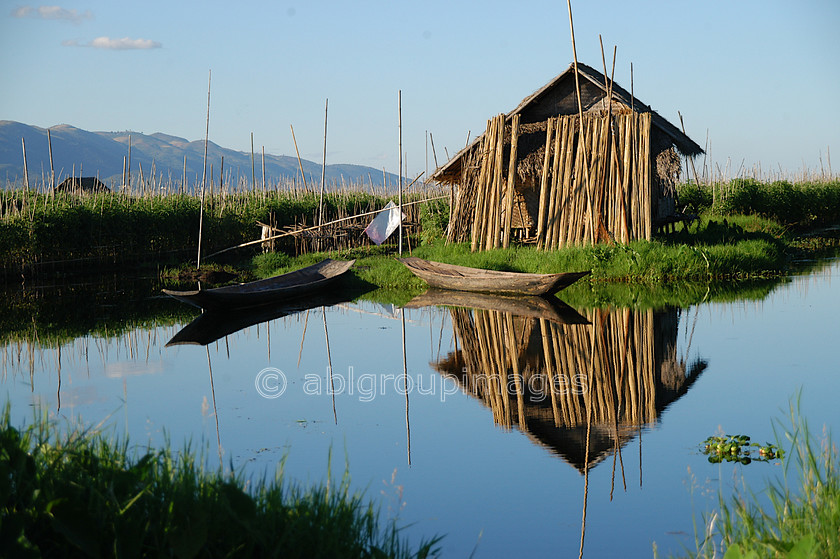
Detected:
left=434, top=306, right=706, bottom=472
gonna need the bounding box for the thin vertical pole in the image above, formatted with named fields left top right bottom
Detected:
left=47, top=129, right=55, bottom=190
left=401, top=309, right=411, bottom=466
left=21, top=138, right=29, bottom=190
left=566, top=0, right=595, bottom=244
left=290, top=125, right=308, bottom=191
left=319, top=99, right=328, bottom=226
left=127, top=134, right=131, bottom=191
left=398, top=90, right=404, bottom=255
left=250, top=132, right=256, bottom=191
left=197, top=69, right=211, bottom=268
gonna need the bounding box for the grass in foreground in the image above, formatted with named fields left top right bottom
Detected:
left=0, top=409, right=441, bottom=558
left=669, top=399, right=839, bottom=558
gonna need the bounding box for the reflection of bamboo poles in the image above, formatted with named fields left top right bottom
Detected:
left=401, top=311, right=411, bottom=466
left=436, top=305, right=703, bottom=470
left=206, top=346, right=223, bottom=470
left=323, top=308, right=336, bottom=424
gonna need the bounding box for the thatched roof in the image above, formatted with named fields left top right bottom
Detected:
left=53, top=176, right=110, bottom=194
left=432, top=62, right=703, bottom=184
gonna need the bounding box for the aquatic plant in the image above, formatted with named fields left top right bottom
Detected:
left=670, top=397, right=839, bottom=558
left=0, top=408, right=442, bottom=558
left=700, top=434, right=784, bottom=465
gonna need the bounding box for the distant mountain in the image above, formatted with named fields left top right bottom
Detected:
left=0, top=121, right=400, bottom=190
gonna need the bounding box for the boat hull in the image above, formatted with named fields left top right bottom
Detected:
left=162, top=258, right=355, bottom=310
left=399, top=257, right=588, bottom=296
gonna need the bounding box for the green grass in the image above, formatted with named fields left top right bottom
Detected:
left=0, top=189, right=395, bottom=270
left=669, top=398, right=840, bottom=559
left=678, top=178, right=840, bottom=230
left=0, top=408, right=441, bottom=558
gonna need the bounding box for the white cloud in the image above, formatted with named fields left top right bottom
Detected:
left=63, top=36, right=163, bottom=50
left=12, top=5, right=93, bottom=23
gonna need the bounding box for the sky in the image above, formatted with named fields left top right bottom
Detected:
left=2, top=0, right=839, bottom=180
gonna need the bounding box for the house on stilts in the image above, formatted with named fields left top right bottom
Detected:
left=433, top=62, right=704, bottom=250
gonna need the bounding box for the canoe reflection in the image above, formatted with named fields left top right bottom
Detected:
left=165, top=288, right=363, bottom=347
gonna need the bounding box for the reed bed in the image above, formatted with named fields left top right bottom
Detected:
left=678, top=177, right=840, bottom=230
left=0, top=174, right=445, bottom=274
left=0, top=407, right=442, bottom=558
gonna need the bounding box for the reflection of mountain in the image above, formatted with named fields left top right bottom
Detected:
left=434, top=306, right=707, bottom=472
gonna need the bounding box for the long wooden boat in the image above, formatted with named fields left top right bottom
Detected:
left=399, top=257, right=589, bottom=296
left=162, top=258, right=355, bottom=310
left=403, top=289, right=589, bottom=325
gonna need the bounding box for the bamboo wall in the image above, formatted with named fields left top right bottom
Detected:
left=448, top=112, right=654, bottom=249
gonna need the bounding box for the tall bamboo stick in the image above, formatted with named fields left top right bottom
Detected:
left=502, top=114, right=520, bottom=248
left=319, top=98, right=328, bottom=226
left=196, top=69, right=211, bottom=269
left=535, top=118, right=555, bottom=248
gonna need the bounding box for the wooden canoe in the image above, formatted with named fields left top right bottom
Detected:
left=162, top=258, right=355, bottom=310
left=403, top=289, right=589, bottom=325
left=399, top=257, right=589, bottom=296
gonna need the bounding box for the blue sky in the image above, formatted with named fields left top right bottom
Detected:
left=2, top=0, right=839, bottom=179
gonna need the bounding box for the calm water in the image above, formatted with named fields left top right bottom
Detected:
left=2, top=259, right=838, bottom=558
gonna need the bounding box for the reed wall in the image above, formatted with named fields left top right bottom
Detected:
left=448, top=112, right=655, bottom=249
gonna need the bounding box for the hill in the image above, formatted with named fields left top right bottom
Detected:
left=0, top=121, right=400, bottom=190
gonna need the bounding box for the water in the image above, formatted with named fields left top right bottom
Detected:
left=2, top=259, right=838, bottom=557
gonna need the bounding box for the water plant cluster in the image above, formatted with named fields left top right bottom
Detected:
left=672, top=401, right=840, bottom=559
left=0, top=409, right=441, bottom=558
left=700, top=434, right=783, bottom=465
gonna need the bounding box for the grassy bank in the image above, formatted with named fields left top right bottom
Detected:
left=0, top=409, right=441, bottom=558
left=667, top=400, right=840, bottom=558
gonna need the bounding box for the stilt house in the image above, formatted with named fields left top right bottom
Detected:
left=433, top=62, right=703, bottom=249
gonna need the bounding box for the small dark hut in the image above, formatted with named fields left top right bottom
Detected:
left=434, top=62, right=703, bottom=249
left=53, top=176, right=110, bottom=194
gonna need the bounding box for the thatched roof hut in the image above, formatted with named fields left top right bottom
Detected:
left=53, top=176, right=110, bottom=194
left=435, top=62, right=703, bottom=248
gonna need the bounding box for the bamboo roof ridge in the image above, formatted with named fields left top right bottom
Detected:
left=432, top=62, right=703, bottom=185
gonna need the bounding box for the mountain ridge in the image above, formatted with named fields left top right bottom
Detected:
left=0, top=120, right=401, bottom=190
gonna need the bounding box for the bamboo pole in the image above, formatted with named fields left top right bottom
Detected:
left=250, top=132, right=256, bottom=191
left=566, top=0, right=596, bottom=245
left=319, top=98, right=328, bottom=226
left=196, top=69, right=211, bottom=269
left=486, top=115, right=506, bottom=250
left=290, top=125, right=309, bottom=192
left=21, top=138, right=29, bottom=190
left=535, top=118, right=555, bottom=248
left=205, top=194, right=448, bottom=259
left=47, top=129, right=55, bottom=190
left=398, top=90, right=403, bottom=255
left=471, top=119, right=494, bottom=252
left=502, top=114, right=520, bottom=248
